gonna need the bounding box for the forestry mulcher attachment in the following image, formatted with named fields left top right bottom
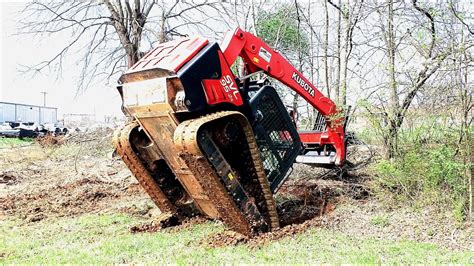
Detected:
left=113, top=28, right=347, bottom=236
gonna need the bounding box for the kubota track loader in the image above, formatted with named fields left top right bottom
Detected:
left=113, top=27, right=347, bottom=236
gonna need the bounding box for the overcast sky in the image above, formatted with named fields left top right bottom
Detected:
left=0, top=2, right=123, bottom=119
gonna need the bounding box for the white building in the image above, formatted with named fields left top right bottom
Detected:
left=0, top=101, right=58, bottom=124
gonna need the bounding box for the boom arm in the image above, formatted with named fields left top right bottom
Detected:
left=221, top=27, right=346, bottom=165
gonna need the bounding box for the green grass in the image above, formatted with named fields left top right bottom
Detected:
left=0, top=138, right=32, bottom=148
left=370, top=215, right=390, bottom=227
left=1, top=214, right=472, bottom=264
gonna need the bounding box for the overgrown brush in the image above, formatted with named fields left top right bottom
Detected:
left=367, top=125, right=470, bottom=222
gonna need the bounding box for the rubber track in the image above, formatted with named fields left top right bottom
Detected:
left=175, top=111, right=279, bottom=233
left=113, top=121, right=177, bottom=214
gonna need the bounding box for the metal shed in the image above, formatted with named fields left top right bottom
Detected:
left=0, top=102, right=58, bottom=124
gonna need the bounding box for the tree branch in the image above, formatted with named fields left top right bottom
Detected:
left=412, top=0, right=436, bottom=57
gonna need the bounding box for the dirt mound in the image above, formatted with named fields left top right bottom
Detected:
left=275, top=173, right=365, bottom=227
left=201, top=178, right=344, bottom=248
left=277, top=184, right=337, bottom=226
left=0, top=132, right=147, bottom=223
left=130, top=221, right=162, bottom=233
left=204, top=231, right=249, bottom=247
left=0, top=176, right=135, bottom=222
left=201, top=171, right=370, bottom=248
left=168, top=216, right=209, bottom=230
left=202, top=216, right=325, bottom=248
left=36, top=135, right=65, bottom=147
left=247, top=216, right=323, bottom=247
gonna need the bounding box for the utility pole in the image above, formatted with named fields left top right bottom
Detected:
left=40, top=91, right=47, bottom=107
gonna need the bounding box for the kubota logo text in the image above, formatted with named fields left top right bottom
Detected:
left=292, top=72, right=315, bottom=97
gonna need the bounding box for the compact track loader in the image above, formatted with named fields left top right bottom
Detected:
left=113, top=28, right=347, bottom=236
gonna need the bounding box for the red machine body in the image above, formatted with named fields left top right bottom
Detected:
left=219, top=28, right=346, bottom=165
left=201, top=50, right=244, bottom=106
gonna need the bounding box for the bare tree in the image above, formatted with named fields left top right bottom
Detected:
left=323, top=0, right=331, bottom=98
left=359, top=0, right=473, bottom=159
left=385, top=0, right=399, bottom=158
left=328, top=0, right=364, bottom=106
left=19, top=0, right=219, bottom=93
left=335, top=0, right=342, bottom=104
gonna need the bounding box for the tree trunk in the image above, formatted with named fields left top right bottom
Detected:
left=127, top=49, right=140, bottom=68
left=323, top=0, right=330, bottom=98
left=386, top=0, right=399, bottom=159
left=469, top=134, right=473, bottom=220
left=309, top=1, right=318, bottom=127
left=341, top=0, right=350, bottom=106
left=159, top=9, right=168, bottom=43
left=335, top=0, right=342, bottom=104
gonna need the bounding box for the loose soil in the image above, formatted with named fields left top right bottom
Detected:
left=0, top=130, right=153, bottom=223
left=201, top=166, right=367, bottom=248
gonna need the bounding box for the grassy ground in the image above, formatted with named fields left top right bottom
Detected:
left=1, top=137, right=472, bottom=264
left=0, top=138, right=32, bottom=148
left=1, top=214, right=472, bottom=264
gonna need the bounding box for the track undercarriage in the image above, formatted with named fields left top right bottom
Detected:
left=113, top=111, right=279, bottom=236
